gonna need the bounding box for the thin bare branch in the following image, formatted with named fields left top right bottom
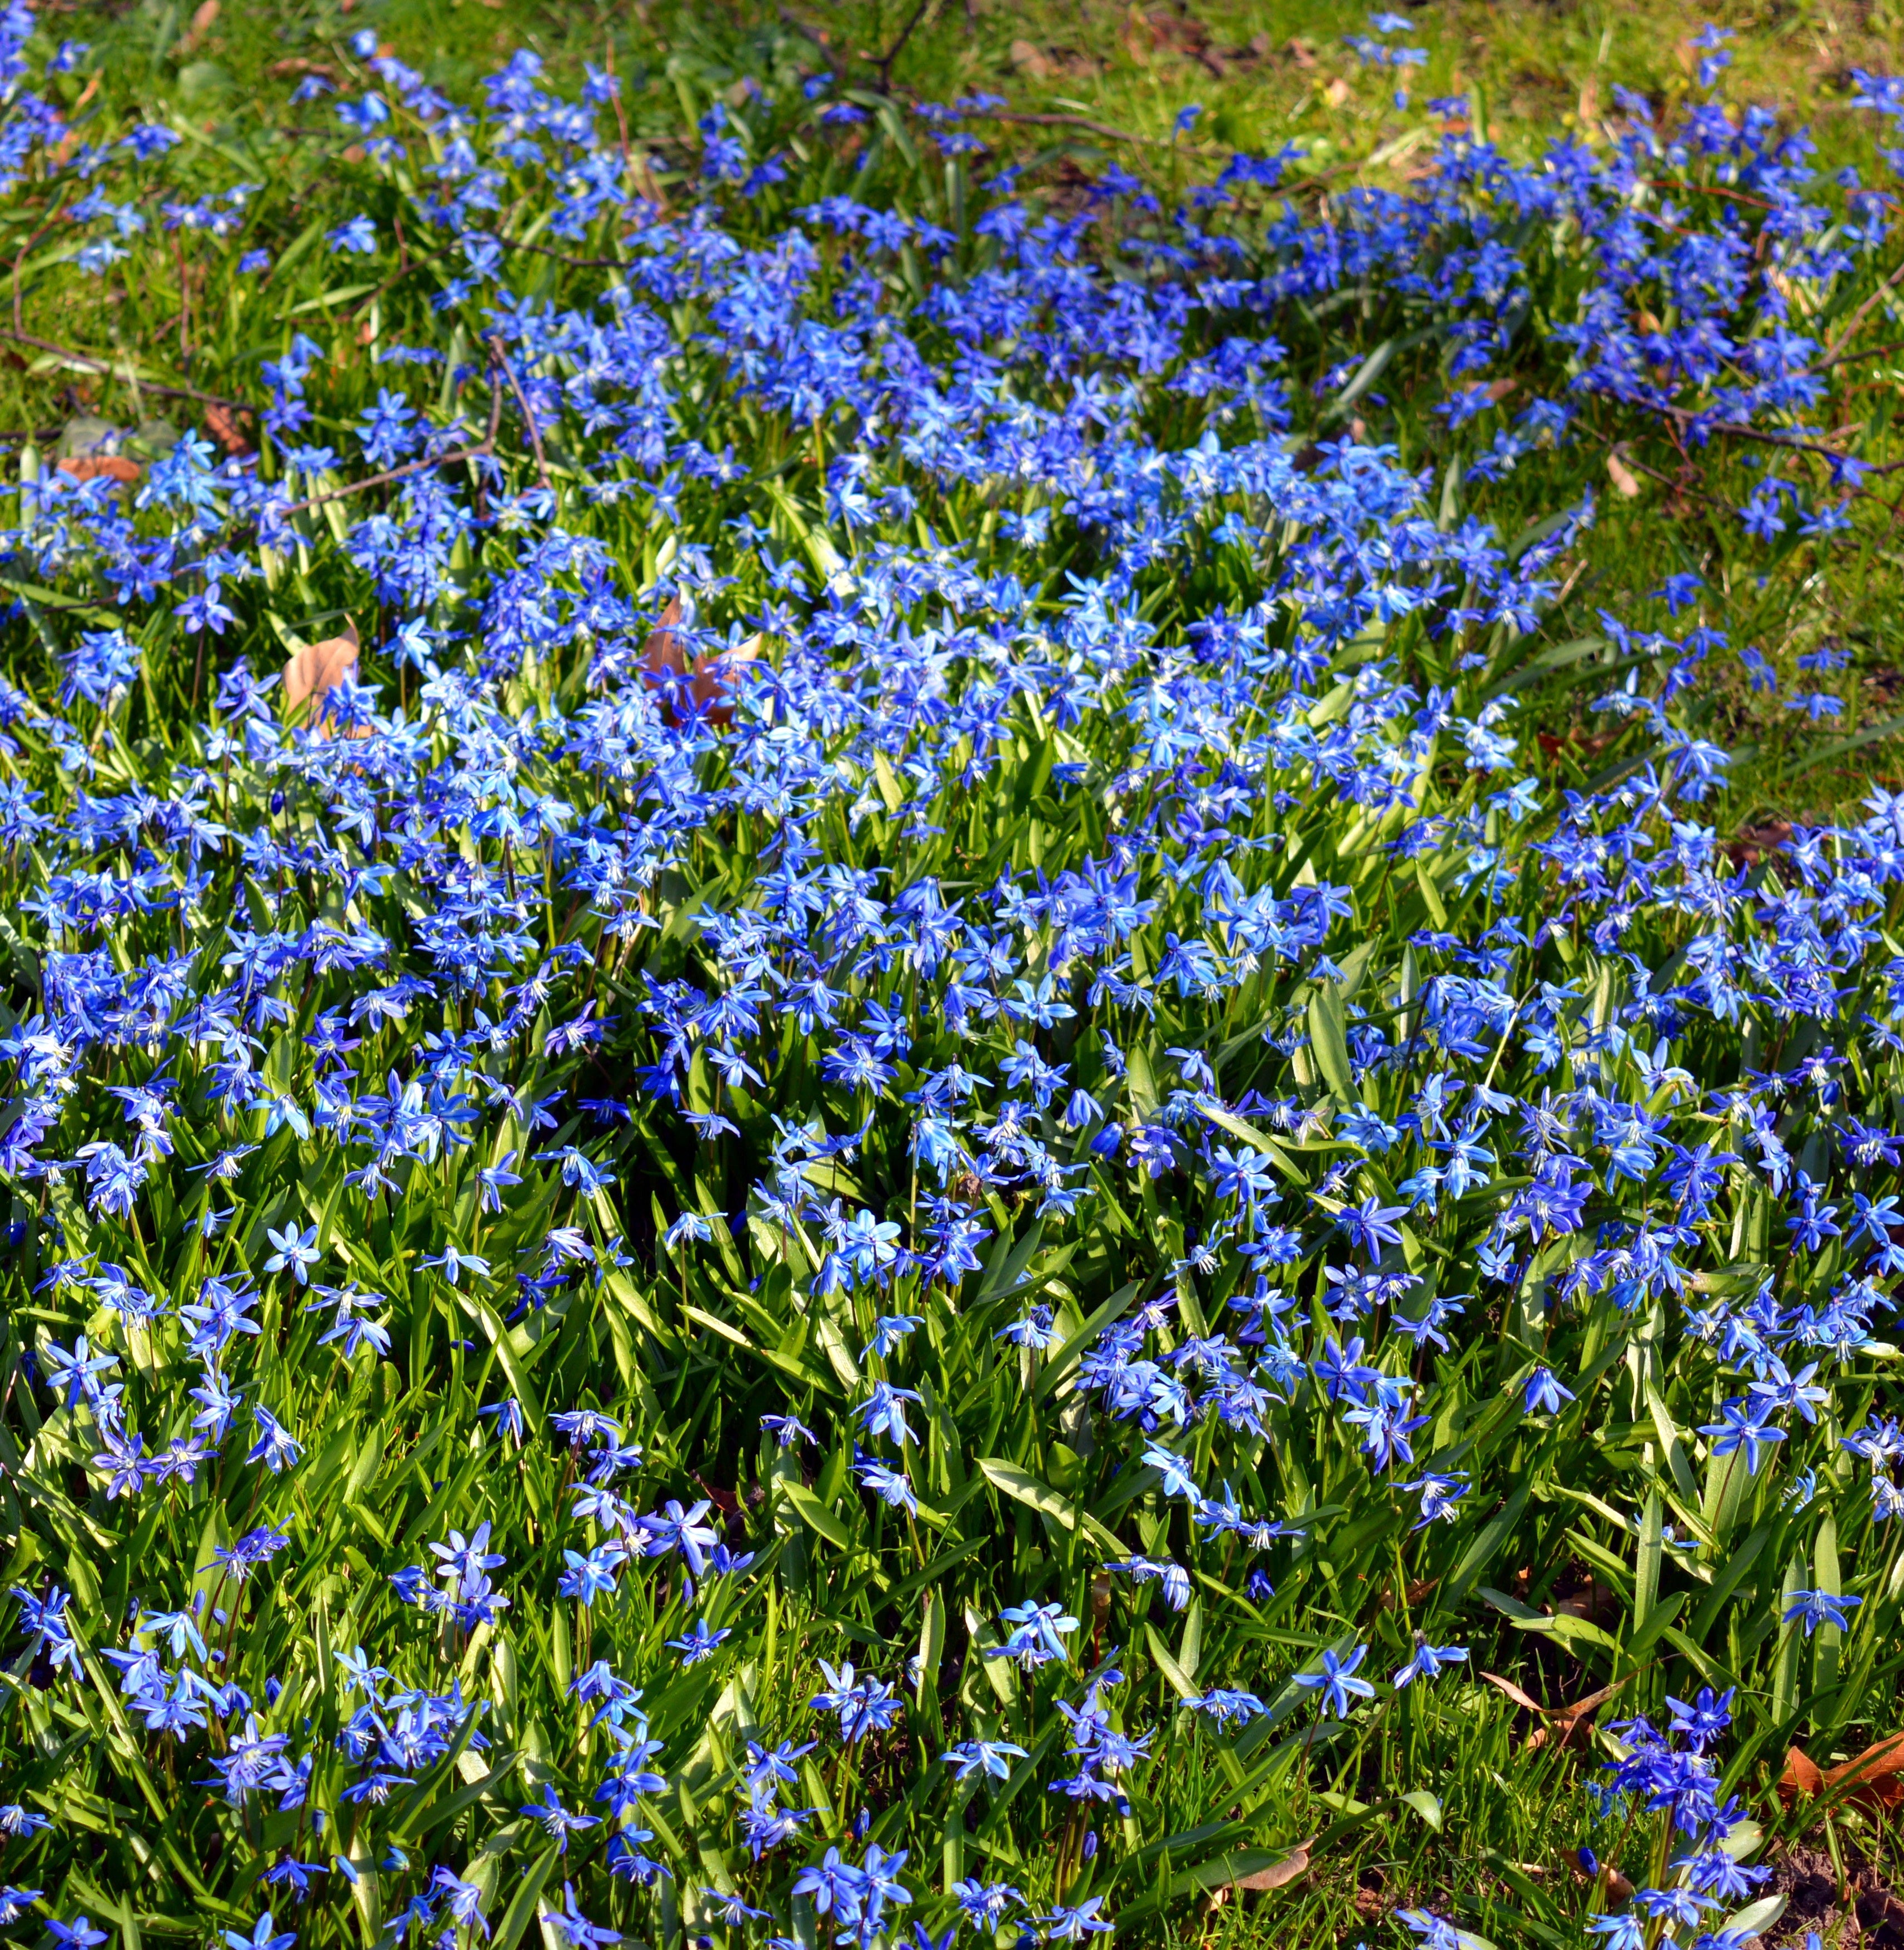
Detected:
left=0, top=327, right=248, bottom=412
left=276, top=367, right=505, bottom=514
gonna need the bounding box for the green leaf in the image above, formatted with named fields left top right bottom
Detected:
left=1723, top=1894, right=1787, bottom=1939
left=1145, top=1622, right=1199, bottom=1700
left=977, top=1456, right=1122, bottom=1555
left=1633, top=1485, right=1662, bottom=1641
left=465, top=1293, right=544, bottom=1433
left=1307, top=983, right=1353, bottom=1103
left=1646, top=1387, right=1701, bottom=1512
left=490, top=1843, right=559, bottom=1950
left=1196, top=1103, right=1305, bottom=1184
left=1400, top=1789, right=1442, bottom=1832
left=780, top=1479, right=853, bottom=1552
left=1444, top=1487, right=1528, bottom=1607
left=1773, top=1553, right=1806, bottom=1727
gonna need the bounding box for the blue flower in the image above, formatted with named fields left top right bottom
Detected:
left=667, top=1619, right=731, bottom=1665
left=262, top=1223, right=321, bottom=1285
left=1783, top=1589, right=1861, bottom=1637
left=1293, top=1644, right=1375, bottom=1717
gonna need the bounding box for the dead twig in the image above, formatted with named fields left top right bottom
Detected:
left=1644, top=176, right=1778, bottom=213
left=176, top=232, right=190, bottom=370
left=948, top=104, right=1173, bottom=148
left=1818, top=257, right=1904, bottom=368
left=778, top=7, right=844, bottom=63
left=1651, top=402, right=1904, bottom=481
left=13, top=195, right=71, bottom=338
left=277, top=358, right=505, bottom=514
left=489, top=233, right=630, bottom=271
left=876, top=0, right=937, bottom=88
left=0, top=327, right=248, bottom=412
left=1583, top=423, right=1728, bottom=510
left=1817, top=333, right=1904, bottom=373
left=494, top=339, right=552, bottom=493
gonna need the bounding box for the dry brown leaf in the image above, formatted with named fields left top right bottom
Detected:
left=1606, top=452, right=1642, bottom=498
left=640, top=596, right=762, bottom=728
left=1779, top=1745, right=1826, bottom=1807
left=203, top=404, right=250, bottom=456
left=1089, top=1571, right=1113, bottom=1630
left=57, top=455, right=140, bottom=486
left=1783, top=1733, right=1904, bottom=1817
left=1233, top=1839, right=1311, bottom=1893
left=284, top=619, right=360, bottom=718
left=48, top=76, right=99, bottom=165
left=1482, top=1673, right=1622, bottom=1753
left=1600, top=1866, right=1636, bottom=1903
left=1725, top=820, right=1792, bottom=868
left=1479, top=1672, right=1544, bottom=1715
left=1527, top=1688, right=1613, bottom=1753
left=179, top=0, right=219, bottom=54
left=1376, top=1577, right=1439, bottom=1609
left=1008, top=39, right=1053, bottom=79
left=1286, top=36, right=1317, bottom=68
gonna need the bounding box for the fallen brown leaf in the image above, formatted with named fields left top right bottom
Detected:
left=1481, top=1673, right=1624, bottom=1752
left=1233, top=1839, right=1311, bottom=1893
left=48, top=76, right=99, bottom=165
left=178, top=0, right=219, bottom=54
left=1479, top=1672, right=1543, bottom=1714
left=640, top=596, right=762, bottom=727
left=1781, top=1734, right=1904, bottom=1817
left=1724, top=820, right=1792, bottom=869
left=284, top=619, right=360, bottom=721
left=1537, top=729, right=1615, bottom=765
left=1555, top=1575, right=1620, bottom=1625
left=1527, top=1687, right=1612, bottom=1753
left=1833, top=1732, right=1904, bottom=1809
left=1779, top=1746, right=1826, bottom=1807
left=1008, top=38, right=1053, bottom=80
left=203, top=404, right=250, bottom=456
left=57, top=455, right=140, bottom=486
